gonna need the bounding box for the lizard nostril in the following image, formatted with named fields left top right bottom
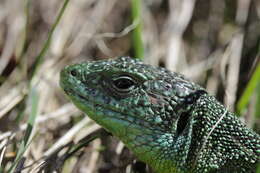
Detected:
left=70, top=69, right=77, bottom=77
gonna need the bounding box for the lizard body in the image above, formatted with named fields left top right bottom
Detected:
left=60, top=57, right=260, bottom=173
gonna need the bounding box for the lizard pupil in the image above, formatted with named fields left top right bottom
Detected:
left=112, top=76, right=135, bottom=91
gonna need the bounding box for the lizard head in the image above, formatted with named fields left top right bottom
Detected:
left=60, top=57, right=206, bottom=171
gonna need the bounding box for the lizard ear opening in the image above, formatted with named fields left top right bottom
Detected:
left=176, top=112, right=190, bottom=136
left=176, top=90, right=207, bottom=136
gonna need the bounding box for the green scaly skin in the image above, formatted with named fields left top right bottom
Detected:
left=60, top=57, right=260, bottom=173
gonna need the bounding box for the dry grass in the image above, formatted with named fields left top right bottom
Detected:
left=0, top=0, right=259, bottom=172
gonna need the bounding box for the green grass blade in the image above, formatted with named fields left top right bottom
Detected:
left=131, top=0, right=144, bottom=60
left=237, top=63, right=260, bottom=115
left=24, top=88, right=39, bottom=144
left=7, top=0, right=71, bottom=171
left=8, top=88, right=39, bottom=173
left=30, top=0, right=71, bottom=80
left=257, top=163, right=260, bottom=173
left=255, top=82, right=260, bottom=118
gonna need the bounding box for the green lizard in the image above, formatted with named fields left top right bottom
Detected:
left=60, top=57, right=260, bottom=173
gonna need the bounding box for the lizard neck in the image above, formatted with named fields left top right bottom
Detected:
left=117, top=113, right=196, bottom=173
left=121, top=132, right=189, bottom=173
left=120, top=95, right=260, bottom=173
left=189, top=95, right=260, bottom=172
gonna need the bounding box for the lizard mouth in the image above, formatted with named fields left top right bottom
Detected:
left=63, top=86, right=127, bottom=120
left=63, top=84, right=164, bottom=132
left=64, top=88, right=88, bottom=101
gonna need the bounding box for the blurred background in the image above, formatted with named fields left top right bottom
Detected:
left=0, top=0, right=259, bottom=172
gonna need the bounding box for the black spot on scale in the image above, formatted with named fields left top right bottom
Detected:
left=184, top=90, right=207, bottom=104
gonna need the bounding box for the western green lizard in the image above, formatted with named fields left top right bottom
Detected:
left=60, top=57, right=260, bottom=173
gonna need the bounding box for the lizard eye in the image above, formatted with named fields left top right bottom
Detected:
left=112, top=76, right=136, bottom=92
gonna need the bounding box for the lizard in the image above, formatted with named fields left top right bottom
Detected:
left=60, top=56, right=260, bottom=173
